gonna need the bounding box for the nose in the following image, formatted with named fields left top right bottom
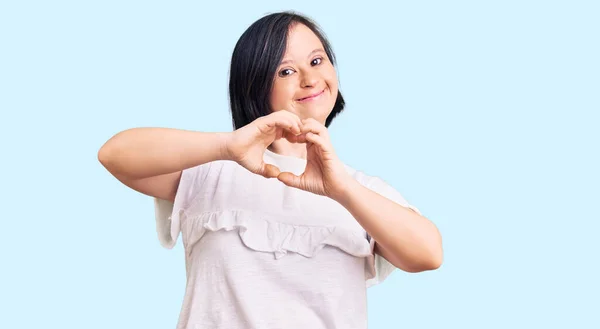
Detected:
left=300, top=70, right=319, bottom=88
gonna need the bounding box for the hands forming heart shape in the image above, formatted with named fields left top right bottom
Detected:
left=224, top=110, right=352, bottom=199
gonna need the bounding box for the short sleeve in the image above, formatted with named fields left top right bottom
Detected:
left=154, top=164, right=205, bottom=249
left=364, top=176, right=422, bottom=288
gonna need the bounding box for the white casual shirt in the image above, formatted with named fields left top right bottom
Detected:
left=154, top=149, right=421, bottom=329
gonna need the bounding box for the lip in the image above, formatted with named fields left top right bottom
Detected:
left=296, top=89, right=325, bottom=102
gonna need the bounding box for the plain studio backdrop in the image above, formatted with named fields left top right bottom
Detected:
left=1, top=1, right=598, bottom=328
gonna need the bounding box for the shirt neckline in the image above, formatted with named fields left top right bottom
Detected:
left=264, top=148, right=307, bottom=166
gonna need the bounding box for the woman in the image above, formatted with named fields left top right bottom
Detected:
left=99, top=11, right=442, bottom=329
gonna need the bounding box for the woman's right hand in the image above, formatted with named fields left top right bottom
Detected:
left=224, top=110, right=302, bottom=178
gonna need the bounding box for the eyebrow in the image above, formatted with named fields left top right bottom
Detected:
left=280, top=48, right=326, bottom=66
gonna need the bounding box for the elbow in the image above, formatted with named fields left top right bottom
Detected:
left=97, top=144, right=114, bottom=168
left=424, top=225, right=444, bottom=271
left=97, top=145, right=108, bottom=165
left=394, top=246, right=443, bottom=273
left=407, top=251, right=443, bottom=273
left=426, top=234, right=444, bottom=270
left=98, top=131, right=126, bottom=169
left=98, top=141, right=122, bottom=174
left=98, top=130, right=128, bottom=168
left=406, top=240, right=444, bottom=273
left=427, top=249, right=443, bottom=270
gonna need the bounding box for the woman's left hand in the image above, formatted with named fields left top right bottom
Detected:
left=277, top=118, right=353, bottom=199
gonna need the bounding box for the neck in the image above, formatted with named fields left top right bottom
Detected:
left=268, top=139, right=307, bottom=159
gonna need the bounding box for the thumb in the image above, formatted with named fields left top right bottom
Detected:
left=261, top=163, right=281, bottom=178
left=277, top=172, right=302, bottom=188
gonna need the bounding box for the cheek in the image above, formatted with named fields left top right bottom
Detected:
left=325, top=66, right=339, bottom=91
left=270, top=81, right=294, bottom=109
left=269, top=83, right=281, bottom=110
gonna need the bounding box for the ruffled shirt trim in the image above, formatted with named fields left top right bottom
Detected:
left=180, top=209, right=373, bottom=261
left=154, top=150, right=423, bottom=288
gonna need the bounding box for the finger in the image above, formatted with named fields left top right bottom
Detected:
left=283, top=130, right=301, bottom=143
left=273, top=109, right=301, bottom=129
left=300, top=118, right=328, bottom=137
left=291, top=118, right=302, bottom=135
left=271, top=112, right=301, bottom=135
left=278, top=107, right=300, bottom=121
left=305, top=132, right=330, bottom=152
left=277, top=172, right=302, bottom=188
left=270, top=117, right=299, bottom=135
left=290, top=131, right=317, bottom=144
left=291, top=132, right=309, bottom=144
left=261, top=163, right=281, bottom=178
left=273, top=120, right=296, bottom=133
left=261, top=116, right=283, bottom=131
left=280, top=110, right=303, bottom=134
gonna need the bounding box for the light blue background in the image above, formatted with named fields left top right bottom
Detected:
left=1, top=1, right=598, bottom=328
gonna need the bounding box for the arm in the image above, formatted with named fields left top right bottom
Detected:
left=98, top=110, right=304, bottom=201
left=98, top=127, right=230, bottom=201
left=332, top=179, right=443, bottom=273
left=272, top=118, right=443, bottom=273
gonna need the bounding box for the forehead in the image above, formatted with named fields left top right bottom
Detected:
left=284, top=23, right=324, bottom=56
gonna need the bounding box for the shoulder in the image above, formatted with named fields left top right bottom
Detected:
left=342, top=163, right=380, bottom=189
left=342, top=162, right=421, bottom=214
left=342, top=162, right=412, bottom=206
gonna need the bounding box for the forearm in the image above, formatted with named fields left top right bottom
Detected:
left=98, top=127, right=230, bottom=179
left=333, top=179, right=443, bottom=271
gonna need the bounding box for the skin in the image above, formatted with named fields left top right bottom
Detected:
left=269, top=22, right=338, bottom=159
left=99, top=22, right=443, bottom=274
left=257, top=23, right=444, bottom=272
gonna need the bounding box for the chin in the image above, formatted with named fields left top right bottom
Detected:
left=292, top=98, right=336, bottom=123
left=314, top=110, right=333, bottom=124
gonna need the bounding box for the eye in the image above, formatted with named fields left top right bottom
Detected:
left=278, top=68, right=295, bottom=77
left=311, top=57, right=323, bottom=66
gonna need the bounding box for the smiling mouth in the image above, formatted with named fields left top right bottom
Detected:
left=297, top=89, right=325, bottom=102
